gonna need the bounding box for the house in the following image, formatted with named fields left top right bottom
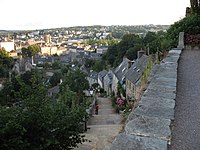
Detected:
left=125, top=55, right=149, bottom=101
left=0, top=39, right=15, bottom=52
left=11, top=55, right=35, bottom=75
left=24, top=61, right=33, bottom=72
left=98, top=70, right=108, bottom=89
left=112, top=58, right=132, bottom=95
left=48, top=85, right=60, bottom=103
left=9, top=50, right=18, bottom=59
left=87, top=71, right=98, bottom=87
left=103, top=70, right=113, bottom=96
left=90, top=53, right=101, bottom=60
left=96, top=46, right=108, bottom=54
left=80, top=65, right=89, bottom=75
left=12, top=61, right=21, bottom=74
left=41, top=46, right=58, bottom=55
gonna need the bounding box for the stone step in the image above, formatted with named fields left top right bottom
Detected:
left=88, top=114, right=123, bottom=125
left=87, top=124, right=123, bottom=128
left=98, top=108, right=116, bottom=115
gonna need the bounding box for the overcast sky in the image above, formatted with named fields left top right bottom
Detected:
left=0, top=0, right=190, bottom=30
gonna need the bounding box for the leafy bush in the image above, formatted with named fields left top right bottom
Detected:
left=167, top=14, right=200, bottom=47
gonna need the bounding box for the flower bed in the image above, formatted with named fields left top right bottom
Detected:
left=185, top=34, right=200, bottom=46
left=111, top=97, right=126, bottom=113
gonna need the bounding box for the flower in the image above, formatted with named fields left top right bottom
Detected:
left=116, top=97, right=124, bottom=106
left=185, top=34, right=200, bottom=45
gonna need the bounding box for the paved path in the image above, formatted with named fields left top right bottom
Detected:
left=171, top=49, right=200, bottom=150
left=74, top=97, right=123, bottom=150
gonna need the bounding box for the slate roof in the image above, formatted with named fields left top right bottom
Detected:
left=88, top=71, right=98, bottom=80
left=114, top=58, right=130, bottom=82
left=98, top=70, right=108, bottom=82
left=48, top=85, right=60, bottom=95
left=104, top=71, right=113, bottom=85
left=125, top=55, right=149, bottom=84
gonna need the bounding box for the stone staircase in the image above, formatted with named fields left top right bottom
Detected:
left=74, top=97, right=123, bottom=150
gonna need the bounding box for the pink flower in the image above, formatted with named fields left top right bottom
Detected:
left=116, top=98, right=124, bottom=106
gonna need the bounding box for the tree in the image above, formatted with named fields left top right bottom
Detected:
left=104, top=34, right=143, bottom=67
left=0, top=48, right=14, bottom=78
left=52, top=61, right=61, bottom=70
left=22, top=45, right=41, bottom=57
left=125, top=44, right=142, bottom=60
left=0, top=69, right=87, bottom=149
left=61, top=69, right=89, bottom=104
left=167, top=14, right=200, bottom=47
left=92, top=60, right=104, bottom=72
left=49, top=72, right=62, bottom=87
left=85, top=59, right=95, bottom=68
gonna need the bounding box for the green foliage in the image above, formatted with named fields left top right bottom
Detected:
left=167, top=14, right=200, bottom=47
left=103, top=32, right=168, bottom=67
left=0, top=70, right=44, bottom=106
left=92, top=60, right=105, bottom=72
left=125, top=44, right=142, bottom=60
left=61, top=65, right=70, bottom=75
left=82, top=38, right=118, bottom=47
left=0, top=48, right=14, bottom=78
left=104, top=34, right=143, bottom=67
left=49, top=72, right=62, bottom=87
left=61, top=69, right=89, bottom=104
left=0, top=69, right=87, bottom=149
left=22, top=45, right=41, bottom=57
left=43, top=62, right=51, bottom=69
left=85, top=59, right=95, bottom=68
left=52, top=61, right=61, bottom=70
left=117, top=82, right=125, bottom=98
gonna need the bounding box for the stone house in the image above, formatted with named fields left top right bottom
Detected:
left=125, top=55, right=149, bottom=101
left=98, top=70, right=108, bottom=89
left=112, top=58, right=132, bottom=96
left=103, top=70, right=113, bottom=96
left=87, top=71, right=98, bottom=87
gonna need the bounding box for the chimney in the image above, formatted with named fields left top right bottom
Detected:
left=137, top=49, right=146, bottom=59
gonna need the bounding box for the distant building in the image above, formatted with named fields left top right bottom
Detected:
left=41, top=46, right=57, bottom=55
left=9, top=50, right=18, bottom=59
left=96, top=46, right=108, bottom=54
left=44, top=34, right=51, bottom=43
left=0, top=39, right=15, bottom=52
left=87, top=71, right=98, bottom=87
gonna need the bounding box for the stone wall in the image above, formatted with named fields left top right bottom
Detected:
left=110, top=33, right=184, bottom=150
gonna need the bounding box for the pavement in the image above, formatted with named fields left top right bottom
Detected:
left=74, top=97, right=123, bottom=150
left=171, top=49, right=200, bottom=150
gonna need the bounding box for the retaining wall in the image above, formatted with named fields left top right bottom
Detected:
left=110, top=33, right=184, bottom=150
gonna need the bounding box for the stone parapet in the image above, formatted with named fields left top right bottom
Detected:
left=110, top=49, right=182, bottom=150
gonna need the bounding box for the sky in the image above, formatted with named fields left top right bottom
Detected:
left=0, top=0, right=190, bottom=30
